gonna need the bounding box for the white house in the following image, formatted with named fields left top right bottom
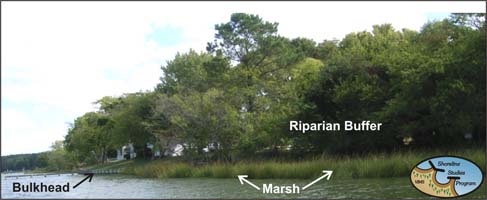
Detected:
left=115, top=143, right=136, bottom=160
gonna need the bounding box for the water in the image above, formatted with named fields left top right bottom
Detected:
left=1, top=173, right=485, bottom=199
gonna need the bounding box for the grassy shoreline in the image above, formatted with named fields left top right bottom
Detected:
left=85, top=149, right=486, bottom=179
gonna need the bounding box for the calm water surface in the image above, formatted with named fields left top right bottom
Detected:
left=1, top=173, right=485, bottom=199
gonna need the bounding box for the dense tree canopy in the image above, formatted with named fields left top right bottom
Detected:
left=9, top=13, right=483, bottom=170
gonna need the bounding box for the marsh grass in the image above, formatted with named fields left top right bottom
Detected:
left=120, top=149, right=485, bottom=179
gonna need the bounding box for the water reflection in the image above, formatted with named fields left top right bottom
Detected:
left=1, top=174, right=485, bottom=199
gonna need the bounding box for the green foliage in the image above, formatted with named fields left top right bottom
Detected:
left=64, top=112, right=115, bottom=164
left=1, top=141, right=77, bottom=172
left=207, top=13, right=279, bottom=62
left=125, top=148, right=485, bottom=179
left=109, top=93, right=155, bottom=152
left=301, top=14, right=485, bottom=153
left=43, top=141, right=76, bottom=171
left=1, top=153, right=47, bottom=172
left=156, top=50, right=221, bottom=94
left=151, top=89, right=241, bottom=161
left=50, top=13, right=485, bottom=170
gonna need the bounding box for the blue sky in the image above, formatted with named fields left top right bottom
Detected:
left=426, top=13, right=451, bottom=21
left=146, top=25, right=184, bottom=47
left=1, top=1, right=484, bottom=155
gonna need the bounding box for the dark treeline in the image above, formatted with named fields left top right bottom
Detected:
left=1, top=141, right=74, bottom=172
left=10, top=13, right=484, bottom=170
left=1, top=153, right=46, bottom=172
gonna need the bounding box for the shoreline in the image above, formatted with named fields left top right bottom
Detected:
left=82, top=149, right=485, bottom=180
left=13, top=149, right=484, bottom=180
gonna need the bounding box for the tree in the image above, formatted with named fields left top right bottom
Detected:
left=207, top=13, right=278, bottom=63
left=61, top=13, right=485, bottom=163
left=109, top=93, right=155, bottom=158
left=206, top=13, right=304, bottom=154
left=151, top=89, right=240, bottom=161
left=64, top=112, right=115, bottom=164
left=153, top=50, right=233, bottom=159
left=44, top=141, right=75, bottom=171
left=156, top=50, right=216, bottom=94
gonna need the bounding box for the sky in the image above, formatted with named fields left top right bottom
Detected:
left=1, top=1, right=485, bottom=156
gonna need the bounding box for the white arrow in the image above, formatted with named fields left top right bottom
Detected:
left=302, top=170, right=333, bottom=190
left=238, top=175, right=261, bottom=190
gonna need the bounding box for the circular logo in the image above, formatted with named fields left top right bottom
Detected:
left=410, top=156, right=484, bottom=198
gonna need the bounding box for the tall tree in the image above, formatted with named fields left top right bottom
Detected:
left=207, top=13, right=304, bottom=154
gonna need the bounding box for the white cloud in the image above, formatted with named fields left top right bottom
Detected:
left=1, top=1, right=484, bottom=155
